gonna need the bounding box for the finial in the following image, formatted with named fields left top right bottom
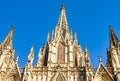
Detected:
left=109, top=24, right=112, bottom=28
left=38, top=47, right=43, bottom=56
left=61, top=1, right=65, bottom=9
left=16, top=56, right=20, bottom=62
left=73, top=32, right=78, bottom=44
left=109, top=25, right=113, bottom=32
left=74, top=32, right=77, bottom=39
left=85, top=45, right=88, bottom=52
left=60, top=2, right=65, bottom=12
left=11, top=25, right=15, bottom=30
left=98, top=56, right=102, bottom=62
left=31, top=44, right=34, bottom=51
left=47, top=31, right=50, bottom=41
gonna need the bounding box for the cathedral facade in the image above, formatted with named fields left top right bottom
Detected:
left=0, top=3, right=120, bottom=81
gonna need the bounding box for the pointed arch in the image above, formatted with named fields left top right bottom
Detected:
left=56, top=74, right=63, bottom=81
left=50, top=71, right=66, bottom=81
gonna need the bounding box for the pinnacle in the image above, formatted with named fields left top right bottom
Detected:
left=61, top=2, right=65, bottom=10
left=11, top=25, right=15, bottom=30
left=109, top=25, right=113, bottom=32
left=74, top=32, right=77, bottom=39
left=85, top=45, right=88, bottom=52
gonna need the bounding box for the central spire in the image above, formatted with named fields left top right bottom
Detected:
left=54, top=3, right=69, bottom=39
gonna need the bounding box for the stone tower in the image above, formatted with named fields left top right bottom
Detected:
left=0, top=3, right=120, bottom=81
left=0, top=26, right=21, bottom=81
left=22, top=3, right=93, bottom=81
left=106, top=25, right=120, bottom=81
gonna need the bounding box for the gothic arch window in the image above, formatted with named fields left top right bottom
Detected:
left=57, top=43, right=65, bottom=64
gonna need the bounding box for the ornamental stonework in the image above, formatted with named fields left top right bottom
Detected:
left=0, top=3, right=119, bottom=81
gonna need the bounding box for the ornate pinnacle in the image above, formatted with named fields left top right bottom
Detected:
left=2, top=25, right=14, bottom=49
left=61, top=2, right=65, bottom=11
left=85, top=45, right=88, bottom=52
left=11, top=25, right=15, bottom=30
left=47, top=31, right=50, bottom=42
left=73, top=32, right=78, bottom=44
left=38, top=47, right=43, bottom=57
left=16, top=56, right=20, bottom=63
left=74, top=32, right=77, bottom=39
left=28, top=45, right=34, bottom=63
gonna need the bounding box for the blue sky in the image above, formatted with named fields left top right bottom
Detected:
left=0, top=0, right=120, bottom=68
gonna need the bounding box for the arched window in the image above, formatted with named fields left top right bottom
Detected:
left=58, top=43, right=65, bottom=64
left=74, top=47, right=77, bottom=66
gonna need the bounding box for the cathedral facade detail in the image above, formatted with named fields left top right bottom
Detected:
left=0, top=3, right=120, bottom=81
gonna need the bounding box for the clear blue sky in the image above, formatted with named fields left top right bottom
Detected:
left=0, top=0, right=120, bottom=68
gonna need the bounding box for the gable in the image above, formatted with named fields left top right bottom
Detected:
left=93, top=62, right=114, bottom=81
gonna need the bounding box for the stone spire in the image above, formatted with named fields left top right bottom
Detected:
left=69, top=30, right=73, bottom=41
left=84, top=45, right=93, bottom=81
left=74, top=32, right=78, bottom=44
left=27, top=45, right=34, bottom=68
left=55, top=3, right=69, bottom=39
left=109, top=25, right=119, bottom=48
left=36, top=47, right=43, bottom=67
left=47, top=31, right=50, bottom=42
left=1, top=25, right=14, bottom=49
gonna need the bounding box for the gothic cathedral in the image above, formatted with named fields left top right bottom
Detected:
left=0, top=3, right=120, bottom=81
